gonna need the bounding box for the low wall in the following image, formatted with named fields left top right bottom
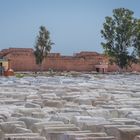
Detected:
left=4, top=49, right=104, bottom=72
left=1, top=48, right=140, bottom=72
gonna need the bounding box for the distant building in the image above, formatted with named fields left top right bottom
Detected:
left=0, top=58, right=9, bottom=71
left=0, top=48, right=139, bottom=72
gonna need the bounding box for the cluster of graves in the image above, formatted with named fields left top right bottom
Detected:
left=0, top=74, right=140, bottom=140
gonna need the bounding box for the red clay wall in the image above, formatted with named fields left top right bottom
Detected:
left=1, top=48, right=105, bottom=72
left=1, top=48, right=140, bottom=72
left=108, top=63, right=140, bottom=72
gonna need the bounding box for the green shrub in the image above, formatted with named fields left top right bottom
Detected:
left=16, top=73, right=24, bottom=78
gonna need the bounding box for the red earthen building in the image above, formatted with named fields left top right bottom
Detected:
left=0, top=48, right=140, bottom=72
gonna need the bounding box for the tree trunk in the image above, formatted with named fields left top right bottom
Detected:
left=117, top=66, right=123, bottom=73
left=40, top=64, right=42, bottom=74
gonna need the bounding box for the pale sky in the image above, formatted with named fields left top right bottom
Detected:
left=0, top=0, right=140, bottom=55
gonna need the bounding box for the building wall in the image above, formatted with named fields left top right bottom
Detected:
left=1, top=48, right=140, bottom=72
left=1, top=48, right=106, bottom=72
left=0, top=60, right=8, bottom=70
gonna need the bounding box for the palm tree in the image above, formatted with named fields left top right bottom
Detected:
left=34, top=26, right=54, bottom=71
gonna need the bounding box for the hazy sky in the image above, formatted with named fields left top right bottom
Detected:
left=0, top=0, right=140, bottom=55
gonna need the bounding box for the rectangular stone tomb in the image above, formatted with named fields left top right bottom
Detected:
left=118, top=127, right=140, bottom=140
left=74, top=136, right=116, bottom=140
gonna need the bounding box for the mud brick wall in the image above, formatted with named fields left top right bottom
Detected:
left=1, top=48, right=140, bottom=72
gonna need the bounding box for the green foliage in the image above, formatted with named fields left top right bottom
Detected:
left=101, top=8, right=138, bottom=69
left=34, top=26, right=54, bottom=65
left=16, top=73, right=24, bottom=78
left=133, top=19, right=140, bottom=58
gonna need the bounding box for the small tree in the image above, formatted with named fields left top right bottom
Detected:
left=101, top=8, right=137, bottom=70
left=34, top=26, right=54, bottom=70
